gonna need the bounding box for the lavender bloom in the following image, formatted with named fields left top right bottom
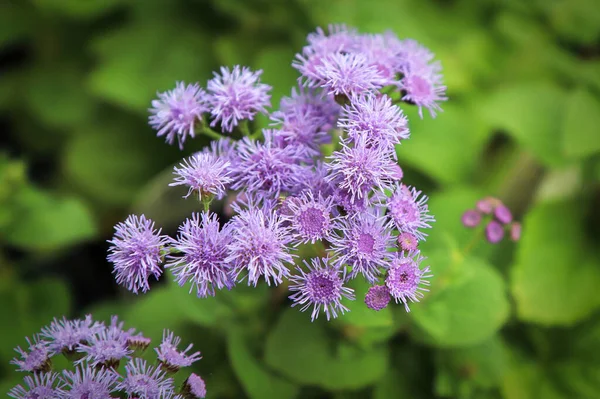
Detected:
left=117, top=358, right=174, bottom=399
left=207, top=66, right=271, bottom=132
left=385, top=251, right=431, bottom=312
left=155, top=330, right=202, bottom=373
left=149, top=82, right=209, bottom=149
left=231, top=130, right=307, bottom=199
left=485, top=220, right=505, bottom=244
left=76, top=318, right=133, bottom=368
left=167, top=212, right=234, bottom=298
left=61, top=364, right=119, bottom=399
left=364, top=285, right=391, bottom=311
left=400, top=68, right=447, bottom=118
left=183, top=374, right=207, bottom=399
left=302, top=161, right=335, bottom=198
left=270, top=87, right=338, bottom=156
left=311, top=52, right=386, bottom=97
left=226, top=206, right=295, bottom=286
left=476, top=198, right=495, bottom=214
left=494, top=204, right=513, bottom=224
left=387, top=184, right=435, bottom=240
left=330, top=212, right=394, bottom=283
left=358, top=32, right=404, bottom=82
left=170, top=153, right=232, bottom=201
left=327, top=136, right=397, bottom=205
left=338, top=94, right=409, bottom=152
left=40, top=315, right=102, bottom=355
left=127, top=334, right=152, bottom=352
left=289, top=257, right=355, bottom=321
left=8, top=372, right=61, bottom=399
left=304, top=24, right=359, bottom=55
left=11, top=335, right=51, bottom=373
left=461, top=209, right=482, bottom=228
left=398, top=231, right=418, bottom=252
left=107, top=215, right=171, bottom=294
left=510, top=222, right=522, bottom=241
left=282, top=191, right=335, bottom=245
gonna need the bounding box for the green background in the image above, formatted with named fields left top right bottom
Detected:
left=1, top=0, right=600, bottom=397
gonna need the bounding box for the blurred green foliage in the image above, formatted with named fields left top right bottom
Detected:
left=1, top=0, right=600, bottom=397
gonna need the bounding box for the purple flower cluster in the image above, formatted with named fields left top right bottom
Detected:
left=461, top=196, right=521, bottom=244
left=9, top=315, right=207, bottom=399
left=110, top=25, right=445, bottom=320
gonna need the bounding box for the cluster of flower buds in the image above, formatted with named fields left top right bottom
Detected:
left=461, top=197, right=521, bottom=243
left=108, top=25, right=449, bottom=321
left=8, top=315, right=206, bottom=399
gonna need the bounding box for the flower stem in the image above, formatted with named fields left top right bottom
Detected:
left=202, top=125, right=222, bottom=141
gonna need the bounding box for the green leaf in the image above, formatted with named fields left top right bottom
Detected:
left=511, top=200, right=600, bottom=325
left=543, top=0, right=600, bottom=46
left=227, top=328, right=299, bottom=399
left=562, top=87, right=600, bottom=159
left=480, top=82, right=567, bottom=167
left=25, top=64, right=96, bottom=130
left=64, top=125, right=168, bottom=205
left=4, top=186, right=97, bottom=251
left=398, top=103, right=488, bottom=185
left=435, top=336, right=508, bottom=397
left=264, top=308, right=389, bottom=390
left=411, top=248, right=510, bottom=347
left=31, top=0, right=124, bottom=18
left=501, top=350, right=567, bottom=399
left=88, top=21, right=213, bottom=112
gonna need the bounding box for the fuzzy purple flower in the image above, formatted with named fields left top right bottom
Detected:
left=485, top=220, right=505, bottom=244
left=387, top=184, right=435, bottom=240
left=155, top=330, right=202, bottom=373
left=476, top=197, right=496, bottom=214
left=117, top=358, right=174, bottom=399
left=358, top=32, right=404, bottom=81
left=226, top=206, right=295, bottom=286
left=231, top=130, right=307, bottom=198
left=76, top=318, right=133, bottom=368
left=289, top=257, right=355, bottom=321
left=61, top=364, right=119, bottom=399
left=183, top=374, right=207, bottom=399
left=304, top=24, right=359, bottom=55
left=330, top=212, right=394, bottom=283
left=282, top=191, right=335, bottom=245
left=338, top=94, right=409, bottom=152
left=8, top=372, right=61, bottom=399
left=327, top=136, right=397, bottom=205
left=461, top=209, right=482, bottom=228
left=40, top=315, right=102, bottom=355
left=364, top=285, right=391, bottom=311
left=398, top=231, right=418, bottom=252
left=167, top=212, right=234, bottom=298
left=107, top=215, right=171, bottom=294
left=170, top=153, right=232, bottom=200
left=11, top=335, right=51, bottom=373
left=149, top=82, right=209, bottom=149
left=311, top=52, right=386, bottom=97
left=385, top=251, right=431, bottom=312
left=207, top=66, right=271, bottom=132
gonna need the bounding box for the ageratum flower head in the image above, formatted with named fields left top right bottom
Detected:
left=231, top=130, right=307, bottom=199
left=338, top=94, right=409, bottom=152
left=327, top=135, right=397, bottom=205
left=385, top=251, right=431, bottom=312
left=183, top=374, right=207, bottom=399
left=207, top=65, right=271, bottom=132
left=149, top=82, right=209, bottom=149
left=167, top=212, right=234, bottom=298
left=108, top=215, right=172, bottom=294
left=8, top=372, right=61, bottom=399
left=40, top=315, right=102, bottom=355
left=170, top=152, right=232, bottom=200
left=76, top=316, right=133, bottom=368
left=11, top=335, right=51, bottom=373
left=289, top=257, right=355, bottom=321
left=358, top=32, right=404, bottom=81
left=364, top=285, right=391, bottom=311
left=226, top=205, right=295, bottom=286
left=117, top=358, right=174, bottom=399
left=282, top=191, right=336, bottom=245
left=387, top=184, right=434, bottom=240
left=155, top=330, right=202, bottom=373
left=330, top=211, right=394, bottom=283
left=62, top=364, right=119, bottom=399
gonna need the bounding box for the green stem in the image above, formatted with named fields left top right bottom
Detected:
left=238, top=120, right=250, bottom=136
left=202, top=125, right=222, bottom=141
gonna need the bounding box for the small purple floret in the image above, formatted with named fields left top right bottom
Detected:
left=494, top=204, right=513, bottom=224
left=155, top=330, right=202, bottom=373
left=485, top=220, right=505, bottom=244
left=170, top=153, right=232, bottom=200
left=461, top=209, right=482, bottom=228
left=364, top=285, right=391, bottom=311
left=183, top=373, right=207, bottom=398
left=385, top=251, right=431, bottom=312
